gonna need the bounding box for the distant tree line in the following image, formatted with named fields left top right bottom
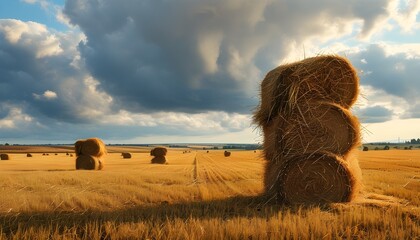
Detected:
left=405, top=138, right=420, bottom=144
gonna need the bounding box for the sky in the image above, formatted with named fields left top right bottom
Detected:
left=0, top=0, right=419, bottom=144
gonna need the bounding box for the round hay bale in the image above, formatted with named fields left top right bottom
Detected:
left=277, top=103, right=360, bottom=155
left=151, top=147, right=167, bottom=157
left=151, top=156, right=167, bottom=164
left=27, top=153, right=33, bottom=157
left=224, top=151, right=231, bottom=157
left=74, top=140, right=84, bottom=157
left=263, top=102, right=360, bottom=160
left=121, top=152, right=132, bottom=159
left=75, top=155, right=102, bottom=170
left=75, top=138, right=107, bottom=158
left=0, top=154, right=10, bottom=160
left=254, top=55, right=359, bottom=126
left=268, top=152, right=361, bottom=204
left=363, top=146, right=368, bottom=151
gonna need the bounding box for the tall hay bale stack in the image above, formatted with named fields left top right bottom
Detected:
left=224, top=151, right=231, bottom=157
left=0, top=154, right=10, bottom=160
left=74, top=138, right=107, bottom=170
left=121, top=152, right=132, bottom=159
left=254, top=55, right=362, bottom=204
left=150, top=147, right=167, bottom=164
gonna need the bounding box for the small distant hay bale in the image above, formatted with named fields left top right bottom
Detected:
left=75, top=155, right=103, bottom=170
left=27, top=153, right=33, bottom=157
left=55, top=153, right=58, bottom=155
left=206, top=150, right=209, bottom=153
left=151, top=156, right=167, bottom=164
left=254, top=55, right=359, bottom=126
left=224, top=151, right=231, bottom=157
left=69, top=154, right=73, bottom=157
left=150, top=147, right=167, bottom=157
left=42, top=153, right=46, bottom=156
left=0, top=154, right=10, bottom=160
left=121, top=152, right=132, bottom=159
left=265, top=152, right=362, bottom=204
left=74, top=138, right=107, bottom=158
left=66, top=152, right=69, bottom=156
left=363, top=146, right=369, bottom=151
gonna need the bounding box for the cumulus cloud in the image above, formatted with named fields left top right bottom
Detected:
left=349, top=44, right=420, bottom=116
left=1, top=0, right=420, bottom=143
left=62, top=0, right=394, bottom=115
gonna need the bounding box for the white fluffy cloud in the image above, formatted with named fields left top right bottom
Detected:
left=0, top=0, right=419, bottom=143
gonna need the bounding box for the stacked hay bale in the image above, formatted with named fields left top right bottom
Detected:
left=74, top=138, right=106, bottom=170
left=254, top=55, right=362, bottom=204
left=121, top=152, right=132, bottom=159
left=0, top=154, right=10, bottom=160
left=150, top=147, right=167, bottom=164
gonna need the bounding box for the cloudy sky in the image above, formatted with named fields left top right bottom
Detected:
left=0, top=0, right=419, bottom=144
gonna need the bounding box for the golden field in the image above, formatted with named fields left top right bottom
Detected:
left=0, top=146, right=418, bottom=239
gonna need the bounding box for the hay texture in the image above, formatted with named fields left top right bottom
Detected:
left=254, top=55, right=362, bottom=204
left=0, top=154, right=10, bottom=160
left=150, top=147, right=167, bottom=157
left=254, top=55, right=359, bottom=126
left=264, top=152, right=361, bottom=204
left=224, top=151, right=231, bottom=157
left=75, top=155, right=103, bottom=170
left=121, top=152, right=132, bottom=159
left=150, top=147, right=168, bottom=164
left=151, top=156, right=167, bottom=164
left=74, top=138, right=106, bottom=170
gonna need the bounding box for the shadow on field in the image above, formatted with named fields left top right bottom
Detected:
left=0, top=195, right=302, bottom=234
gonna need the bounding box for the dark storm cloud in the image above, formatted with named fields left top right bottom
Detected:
left=63, top=0, right=390, bottom=114
left=354, top=105, right=394, bottom=123
left=348, top=44, right=420, bottom=119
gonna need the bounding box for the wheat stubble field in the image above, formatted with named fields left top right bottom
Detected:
left=0, top=146, right=418, bottom=239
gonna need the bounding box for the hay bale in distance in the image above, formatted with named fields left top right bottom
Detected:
left=151, top=156, right=167, bottom=164
left=224, top=151, right=231, bottom=157
left=121, top=152, right=132, bottom=159
left=150, top=147, right=167, bottom=157
left=0, top=154, right=10, bottom=160
left=79, top=138, right=107, bottom=157
left=363, top=146, right=368, bottom=151
left=75, top=155, right=102, bottom=170
left=27, top=153, right=33, bottom=157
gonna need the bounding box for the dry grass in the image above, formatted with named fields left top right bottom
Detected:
left=0, top=148, right=418, bottom=239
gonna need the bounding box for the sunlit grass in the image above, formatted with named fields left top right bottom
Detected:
left=0, top=148, right=418, bottom=239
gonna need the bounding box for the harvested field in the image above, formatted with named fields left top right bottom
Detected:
left=0, top=147, right=418, bottom=239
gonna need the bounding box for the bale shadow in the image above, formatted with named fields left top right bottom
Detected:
left=0, top=195, right=311, bottom=235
